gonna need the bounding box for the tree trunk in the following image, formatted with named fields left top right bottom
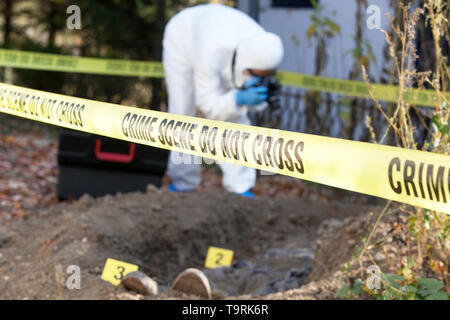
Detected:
left=150, top=0, right=166, bottom=111
left=47, top=0, right=57, bottom=49
left=3, top=0, right=13, bottom=47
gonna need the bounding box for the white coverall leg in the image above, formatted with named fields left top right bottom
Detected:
left=163, top=25, right=202, bottom=191
left=163, top=11, right=256, bottom=194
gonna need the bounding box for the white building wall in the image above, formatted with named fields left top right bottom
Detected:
left=238, top=0, right=393, bottom=81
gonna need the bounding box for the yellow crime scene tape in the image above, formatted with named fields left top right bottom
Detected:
left=0, top=48, right=164, bottom=78
left=278, top=71, right=450, bottom=108
left=0, top=48, right=449, bottom=107
left=0, top=82, right=449, bottom=214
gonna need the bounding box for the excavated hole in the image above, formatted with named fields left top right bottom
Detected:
left=0, top=189, right=367, bottom=299
left=84, top=191, right=356, bottom=297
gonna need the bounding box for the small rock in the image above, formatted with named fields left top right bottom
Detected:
left=82, top=237, right=88, bottom=243
left=0, top=226, right=15, bottom=246
left=152, top=205, right=162, bottom=212
left=264, top=248, right=314, bottom=261
left=116, top=292, right=143, bottom=300
left=96, top=233, right=104, bottom=242
left=283, top=268, right=311, bottom=289
left=93, top=267, right=101, bottom=274
left=374, top=252, right=386, bottom=261
left=249, top=265, right=270, bottom=276
left=146, top=184, right=159, bottom=194
left=78, top=194, right=94, bottom=206
left=22, top=198, right=39, bottom=209
left=231, top=260, right=252, bottom=270
left=317, top=218, right=344, bottom=236
left=211, top=289, right=228, bottom=299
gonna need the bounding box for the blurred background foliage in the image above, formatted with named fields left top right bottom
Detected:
left=0, top=0, right=447, bottom=145
left=0, top=0, right=222, bottom=110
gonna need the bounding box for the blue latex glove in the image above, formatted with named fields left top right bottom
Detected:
left=236, top=77, right=268, bottom=106
left=243, top=77, right=262, bottom=88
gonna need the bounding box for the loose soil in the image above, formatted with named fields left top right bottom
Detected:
left=2, top=120, right=445, bottom=300
left=0, top=186, right=374, bottom=300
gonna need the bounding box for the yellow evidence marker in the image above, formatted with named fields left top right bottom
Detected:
left=101, top=258, right=139, bottom=286
left=204, top=246, right=234, bottom=269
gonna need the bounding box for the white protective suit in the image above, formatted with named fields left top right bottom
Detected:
left=163, top=4, right=284, bottom=193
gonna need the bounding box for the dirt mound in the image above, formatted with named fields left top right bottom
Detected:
left=0, top=187, right=370, bottom=299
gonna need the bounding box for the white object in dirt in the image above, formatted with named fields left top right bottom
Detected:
left=121, top=271, right=159, bottom=296
left=171, top=268, right=212, bottom=299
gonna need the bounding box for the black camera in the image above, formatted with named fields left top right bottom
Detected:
left=244, top=76, right=281, bottom=111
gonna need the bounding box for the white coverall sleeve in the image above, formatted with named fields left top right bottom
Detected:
left=194, top=50, right=244, bottom=122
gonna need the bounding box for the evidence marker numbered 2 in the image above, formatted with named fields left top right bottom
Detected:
left=205, top=246, right=234, bottom=269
